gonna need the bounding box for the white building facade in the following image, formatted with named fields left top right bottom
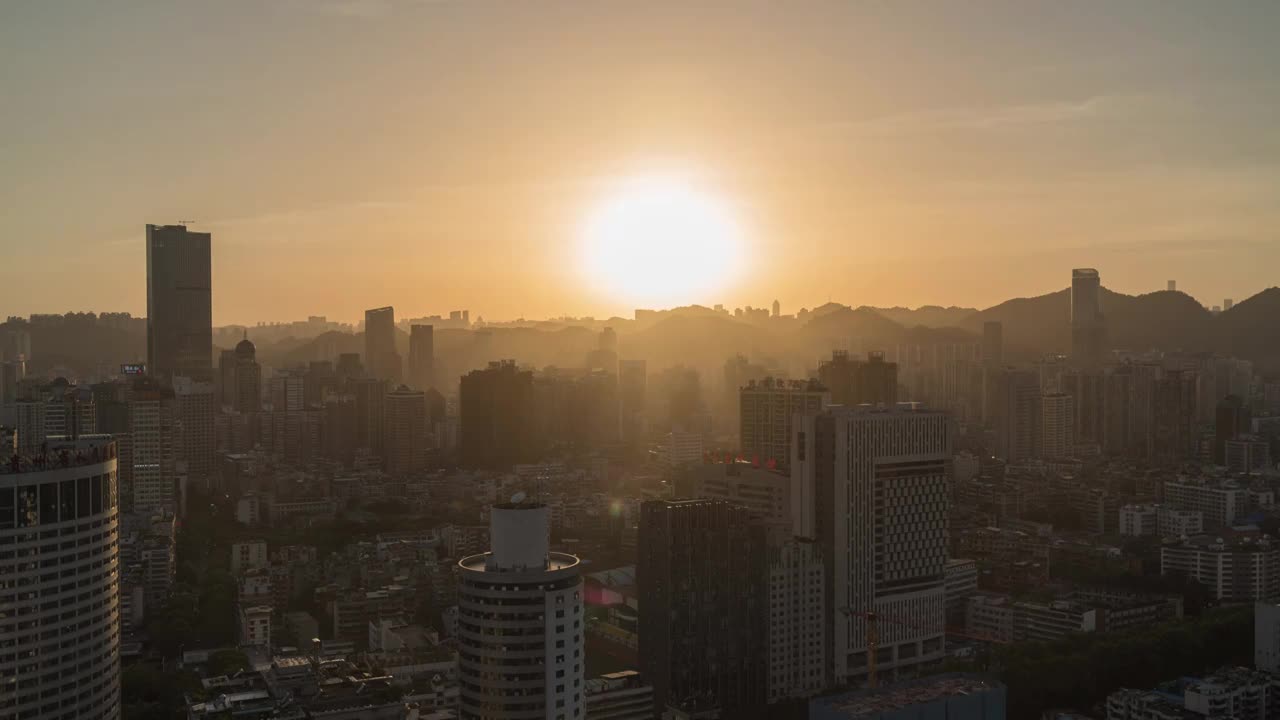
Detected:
left=457, top=503, right=584, bottom=720
left=0, top=435, right=121, bottom=719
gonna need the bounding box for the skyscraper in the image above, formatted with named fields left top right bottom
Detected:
left=459, top=360, right=537, bottom=468
left=146, top=224, right=212, bottom=382
left=408, top=324, right=435, bottom=390
left=995, top=369, right=1041, bottom=463
left=218, top=333, right=262, bottom=412
left=457, top=501, right=584, bottom=719
left=0, top=435, right=122, bottom=719
left=817, top=350, right=898, bottom=406
left=383, top=385, right=427, bottom=475
left=739, top=377, right=829, bottom=469
left=364, top=306, right=401, bottom=383
left=124, top=378, right=176, bottom=514
left=347, top=377, right=388, bottom=456
left=792, top=405, right=951, bottom=687
left=639, top=498, right=768, bottom=717
left=1215, top=395, right=1251, bottom=465
left=1070, top=268, right=1107, bottom=369
left=1060, top=369, right=1105, bottom=446
left=173, top=376, right=216, bottom=487
left=1040, top=391, right=1074, bottom=458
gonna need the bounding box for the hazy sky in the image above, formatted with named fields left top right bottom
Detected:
left=3, top=1, right=1278, bottom=325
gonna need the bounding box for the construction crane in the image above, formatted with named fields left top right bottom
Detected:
left=839, top=609, right=907, bottom=690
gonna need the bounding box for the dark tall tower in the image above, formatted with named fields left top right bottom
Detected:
left=146, top=224, right=212, bottom=382
left=1070, top=268, right=1107, bottom=369
left=383, top=385, right=427, bottom=475
left=459, top=360, right=536, bottom=468
left=364, top=306, right=400, bottom=383
left=217, top=333, right=262, bottom=413
left=1215, top=394, right=1251, bottom=464
left=408, top=324, right=434, bottom=390
left=638, top=499, right=767, bottom=718
left=817, top=350, right=898, bottom=406
left=996, top=368, right=1041, bottom=462
left=348, top=377, right=388, bottom=455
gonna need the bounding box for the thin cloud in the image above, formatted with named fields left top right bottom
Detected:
left=296, top=0, right=456, bottom=18
left=826, top=94, right=1157, bottom=136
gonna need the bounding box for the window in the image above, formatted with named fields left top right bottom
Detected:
left=90, top=476, right=103, bottom=515
left=0, top=488, right=14, bottom=531
left=77, top=477, right=91, bottom=518
left=17, top=486, right=38, bottom=528
left=40, top=484, right=58, bottom=526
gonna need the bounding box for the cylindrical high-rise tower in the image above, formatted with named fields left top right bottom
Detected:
left=0, top=434, right=121, bottom=719
left=458, top=502, right=584, bottom=720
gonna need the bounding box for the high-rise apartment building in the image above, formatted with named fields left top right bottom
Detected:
left=125, top=379, right=176, bottom=514
left=686, top=461, right=790, bottom=528
left=995, top=369, right=1040, bottom=463
left=1152, top=369, right=1198, bottom=462
left=364, top=306, right=401, bottom=384
left=384, top=385, right=427, bottom=475
left=1070, top=268, right=1107, bottom=369
left=739, top=377, right=829, bottom=470
left=173, top=376, right=216, bottom=486
left=766, top=534, right=826, bottom=704
left=457, top=502, right=584, bottom=719
left=1040, top=392, right=1074, bottom=458
left=818, top=351, right=898, bottom=407
left=347, top=377, right=388, bottom=456
left=792, top=405, right=951, bottom=687
left=460, top=360, right=537, bottom=468
left=638, top=499, right=768, bottom=718
left=408, top=324, right=435, bottom=390
left=270, top=373, right=305, bottom=412
left=146, top=224, right=212, bottom=382
left=1060, top=370, right=1105, bottom=446
left=1215, top=395, right=1251, bottom=465
left=0, top=434, right=121, bottom=719
left=218, top=334, right=261, bottom=412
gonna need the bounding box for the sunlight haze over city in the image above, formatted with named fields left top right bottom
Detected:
left=3, top=1, right=1279, bottom=323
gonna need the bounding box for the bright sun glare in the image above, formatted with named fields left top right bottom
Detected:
left=580, top=176, right=746, bottom=307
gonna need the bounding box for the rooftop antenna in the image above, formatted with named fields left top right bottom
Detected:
left=178, top=219, right=195, bottom=226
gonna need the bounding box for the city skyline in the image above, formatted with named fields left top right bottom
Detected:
left=4, top=1, right=1280, bottom=323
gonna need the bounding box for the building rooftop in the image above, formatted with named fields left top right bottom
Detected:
left=458, top=550, right=579, bottom=573
left=1, top=434, right=117, bottom=477
left=812, top=674, right=1002, bottom=718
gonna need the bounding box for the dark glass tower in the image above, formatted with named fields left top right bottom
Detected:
left=638, top=498, right=767, bottom=718
left=146, top=224, right=212, bottom=382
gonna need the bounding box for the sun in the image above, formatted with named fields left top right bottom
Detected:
left=579, top=175, right=747, bottom=307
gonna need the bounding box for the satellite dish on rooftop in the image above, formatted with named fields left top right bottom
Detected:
left=511, top=491, right=527, bottom=504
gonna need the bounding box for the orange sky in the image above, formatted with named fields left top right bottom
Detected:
left=2, top=1, right=1278, bottom=324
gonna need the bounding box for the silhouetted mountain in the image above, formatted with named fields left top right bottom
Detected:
left=1217, top=287, right=1280, bottom=365
left=963, top=288, right=1070, bottom=355
left=869, top=305, right=978, bottom=329
left=799, top=306, right=909, bottom=349
left=965, top=286, right=1228, bottom=360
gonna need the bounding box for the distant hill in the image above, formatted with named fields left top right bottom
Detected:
left=962, top=286, right=1271, bottom=364
left=868, top=305, right=978, bottom=329
left=14, top=284, right=1280, bottom=385
left=1216, top=287, right=1280, bottom=364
